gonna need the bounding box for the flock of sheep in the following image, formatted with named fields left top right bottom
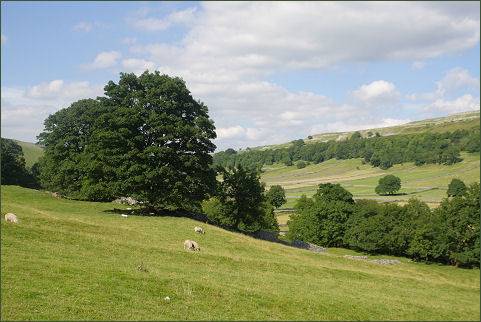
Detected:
left=5, top=210, right=206, bottom=252
left=184, top=226, right=204, bottom=251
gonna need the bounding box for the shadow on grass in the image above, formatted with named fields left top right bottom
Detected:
left=103, top=208, right=209, bottom=222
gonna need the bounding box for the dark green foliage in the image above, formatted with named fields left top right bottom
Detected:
left=296, top=161, right=307, bottom=169
left=1, top=138, right=39, bottom=188
left=307, top=135, right=313, bottom=140
left=266, top=185, right=286, bottom=209
left=213, top=128, right=474, bottom=170
left=38, top=72, right=217, bottom=211
left=284, top=159, right=293, bottom=166
left=314, top=183, right=354, bottom=204
left=447, top=178, right=467, bottom=197
left=375, top=175, right=401, bottom=195
left=289, top=181, right=480, bottom=267
left=205, top=165, right=278, bottom=233
left=288, top=184, right=353, bottom=247
left=434, top=183, right=480, bottom=267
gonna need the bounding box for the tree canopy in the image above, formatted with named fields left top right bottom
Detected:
left=203, top=165, right=278, bottom=232
left=447, top=178, right=467, bottom=197
left=266, top=185, right=286, bottom=209
left=375, top=175, right=401, bottom=195
left=38, top=71, right=217, bottom=212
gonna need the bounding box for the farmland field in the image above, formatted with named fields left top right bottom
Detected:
left=262, top=152, right=480, bottom=208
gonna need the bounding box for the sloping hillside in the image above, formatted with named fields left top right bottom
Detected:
left=262, top=152, right=480, bottom=208
left=1, top=186, right=479, bottom=320
left=255, top=110, right=479, bottom=150
left=13, top=140, right=44, bottom=169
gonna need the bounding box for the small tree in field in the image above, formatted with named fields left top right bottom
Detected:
left=375, top=175, right=401, bottom=195
left=203, top=165, right=278, bottom=232
left=266, top=185, right=286, bottom=209
left=447, top=178, right=467, bottom=197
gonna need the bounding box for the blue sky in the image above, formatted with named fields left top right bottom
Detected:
left=2, top=1, right=480, bottom=150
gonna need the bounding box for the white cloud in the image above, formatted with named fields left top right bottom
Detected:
left=435, top=67, right=480, bottom=96
left=1, top=34, right=6, bottom=44
left=84, top=51, right=121, bottom=69
left=407, top=67, right=480, bottom=101
left=1, top=81, right=103, bottom=142
left=411, top=61, right=426, bottom=70
left=122, top=37, right=137, bottom=45
left=121, top=58, right=156, bottom=74
left=352, top=80, right=400, bottom=105
left=130, top=7, right=197, bottom=31
left=427, top=94, right=480, bottom=114
left=73, top=21, right=93, bottom=32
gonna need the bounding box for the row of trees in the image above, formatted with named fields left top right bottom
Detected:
left=214, top=128, right=480, bottom=170
left=288, top=181, right=480, bottom=267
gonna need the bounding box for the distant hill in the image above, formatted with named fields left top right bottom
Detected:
left=12, top=140, right=44, bottom=169
left=253, top=110, right=480, bottom=151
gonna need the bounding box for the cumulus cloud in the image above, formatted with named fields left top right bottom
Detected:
left=435, top=67, right=480, bottom=96
left=1, top=81, right=103, bottom=141
left=125, top=2, right=479, bottom=149
left=84, top=51, right=121, bottom=69
left=352, top=80, right=400, bottom=106
left=411, top=61, right=426, bottom=70
left=427, top=94, right=480, bottom=114
left=130, top=7, right=197, bottom=31
left=73, top=21, right=93, bottom=32
left=121, top=58, right=156, bottom=74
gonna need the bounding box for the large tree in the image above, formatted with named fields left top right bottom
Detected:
left=38, top=72, right=217, bottom=211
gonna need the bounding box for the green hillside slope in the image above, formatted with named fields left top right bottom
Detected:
left=255, top=110, right=479, bottom=150
left=262, top=152, right=480, bottom=208
left=13, top=140, right=44, bottom=169
left=1, top=186, right=479, bottom=320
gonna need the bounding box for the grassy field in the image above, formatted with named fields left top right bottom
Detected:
left=13, top=140, right=44, bottom=169
left=262, top=152, right=480, bottom=208
left=1, top=185, right=480, bottom=320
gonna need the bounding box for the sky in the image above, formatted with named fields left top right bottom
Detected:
left=1, top=1, right=480, bottom=151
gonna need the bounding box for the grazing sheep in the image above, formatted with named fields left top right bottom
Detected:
left=194, top=226, right=205, bottom=234
left=121, top=214, right=128, bottom=218
left=183, top=240, right=200, bottom=251
left=4, top=213, right=18, bottom=224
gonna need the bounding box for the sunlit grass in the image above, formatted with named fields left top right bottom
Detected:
left=1, top=185, right=479, bottom=320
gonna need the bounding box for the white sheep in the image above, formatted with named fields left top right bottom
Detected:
left=183, top=240, right=200, bottom=251
left=194, top=226, right=205, bottom=234
left=4, top=213, right=18, bottom=224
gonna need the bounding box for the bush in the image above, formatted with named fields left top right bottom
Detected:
left=296, top=161, right=307, bottom=169
left=266, top=185, right=286, bottom=209
left=314, top=183, right=354, bottom=204
left=447, top=178, right=467, bottom=197
left=375, top=175, right=401, bottom=195
left=210, top=165, right=278, bottom=233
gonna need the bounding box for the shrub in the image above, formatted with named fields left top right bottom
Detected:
left=266, top=185, right=286, bottom=209
left=296, top=161, right=307, bottom=169
left=447, top=178, right=467, bottom=197
left=375, top=175, right=401, bottom=195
